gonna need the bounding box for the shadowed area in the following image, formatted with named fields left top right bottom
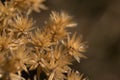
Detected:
left=32, top=0, right=120, bottom=80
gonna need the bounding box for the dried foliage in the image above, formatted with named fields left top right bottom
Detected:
left=0, top=0, right=87, bottom=80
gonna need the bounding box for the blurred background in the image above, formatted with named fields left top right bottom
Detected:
left=32, top=0, right=120, bottom=80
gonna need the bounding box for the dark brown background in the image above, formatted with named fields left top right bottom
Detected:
left=32, top=0, right=120, bottom=80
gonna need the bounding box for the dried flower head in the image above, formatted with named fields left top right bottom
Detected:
left=30, top=28, right=54, bottom=50
left=65, top=33, right=87, bottom=62
left=45, top=46, right=72, bottom=80
left=43, top=11, right=77, bottom=43
left=28, top=50, right=49, bottom=80
left=28, top=51, right=47, bottom=70
left=9, top=15, right=34, bottom=37
left=49, top=11, right=77, bottom=28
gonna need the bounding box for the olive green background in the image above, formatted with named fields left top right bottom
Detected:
left=32, top=0, right=120, bottom=80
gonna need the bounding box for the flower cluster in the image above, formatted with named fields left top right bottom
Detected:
left=0, top=0, right=87, bottom=80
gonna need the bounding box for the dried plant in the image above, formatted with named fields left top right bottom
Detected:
left=0, top=0, right=87, bottom=80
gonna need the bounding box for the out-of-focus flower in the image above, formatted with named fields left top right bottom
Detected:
left=0, top=51, right=26, bottom=80
left=9, top=73, right=25, bottom=80
left=67, top=70, right=85, bottom=80
left=0, top=1, right=16, bottom=27
left=0, top=53, right=5, bottom=76
left=13, top=0, right=47, bottom=14
left=11, top=45, right=30, bottom=72
left=0, top=45, right=29, bottom=80
left=0, top=31, right=13, bottom=52
left=0, top=1, right=15, bottom=19
left=26, top=0, right=47, bottom=12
